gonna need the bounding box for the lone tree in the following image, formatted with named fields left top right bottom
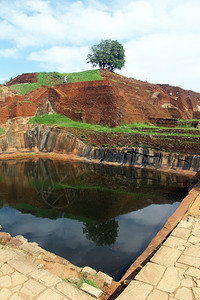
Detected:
left=87, top=39, right=125, bottom=71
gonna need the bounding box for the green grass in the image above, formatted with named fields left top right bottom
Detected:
left=28, top=113, right=200, bottom=137
left=9, top=70, right=102, bottom=95
left=0, top=87, right=2, bottom=93
left=64, top=275, right=101, bottom=290
left=177, top=119, right=199, bottom=129
left=66, top=69, right=102, bottom=83
left=0, top=128, right=4, bottom=135
left=28, top=113, right=158, bottom=132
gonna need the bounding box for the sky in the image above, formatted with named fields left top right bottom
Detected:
left=0, top=0, right=199, bottom=92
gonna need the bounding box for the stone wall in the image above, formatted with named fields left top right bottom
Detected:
left=0, top=121, right=200, bottom=173
left=193, top=111, right=200, bottom=119
left=148, top=118, right=178, bottom=127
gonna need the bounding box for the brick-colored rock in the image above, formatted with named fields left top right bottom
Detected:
left=7, top=238, right=23, bottom=248
left=0, top=232, right=11, bottom=245
left=135, top=262, right=166, bottom=286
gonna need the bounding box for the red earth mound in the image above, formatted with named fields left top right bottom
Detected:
left=6, top=73, right=38, bottom=86
left=1, top=70, right=200, bottom=126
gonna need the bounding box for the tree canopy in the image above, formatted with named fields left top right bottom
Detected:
left=87, top=39, right=125, bottom=71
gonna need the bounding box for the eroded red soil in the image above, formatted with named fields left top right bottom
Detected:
left=1, top=70, right=200, bottom=127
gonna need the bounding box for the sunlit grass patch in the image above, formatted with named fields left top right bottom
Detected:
left=9, top=70, right=102, bottom=95
left=0, top=128, right=4, bottom=135
left=28, top=113, right=200, bottom=137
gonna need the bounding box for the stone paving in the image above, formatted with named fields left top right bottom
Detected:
left=117, top=216, right=200, bottom=300
left=0, top=244, right=100, bottom=299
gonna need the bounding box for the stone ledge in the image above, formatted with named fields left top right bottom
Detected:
left=81, top=282, right=103, bottom=298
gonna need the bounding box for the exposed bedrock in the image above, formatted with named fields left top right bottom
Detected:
left=0, top=119, right=199, bottom=173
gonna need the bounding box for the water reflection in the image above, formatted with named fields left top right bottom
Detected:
left=0, top=158, right=197, bottom=280
left=82, top=219, right=119, bottom=246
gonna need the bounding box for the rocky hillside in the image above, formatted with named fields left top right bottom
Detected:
left=0, top=70, right=200, bottom=127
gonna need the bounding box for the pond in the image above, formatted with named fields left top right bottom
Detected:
left=0, top=158, right=196, bottom=280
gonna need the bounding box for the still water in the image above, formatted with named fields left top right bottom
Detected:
left=0, top=158, right=196, bottom=280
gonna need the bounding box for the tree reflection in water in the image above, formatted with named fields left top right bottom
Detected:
left=82, top=219, right=119, bottom=246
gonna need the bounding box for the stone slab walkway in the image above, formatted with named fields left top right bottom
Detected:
left=116, top=216, right=200, bottom=300
left=0, top=245, right=96, bottom=299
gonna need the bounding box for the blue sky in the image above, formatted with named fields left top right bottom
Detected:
left=0, top=0, right=200, bottom=92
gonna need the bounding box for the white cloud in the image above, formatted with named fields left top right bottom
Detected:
left=28, top=46, right=90, bottom=72
left=119, top=32, right=200, bottom=91
left=0, top=48, right=18, bottom=58
left=24, top=0, right=52, bottom=14
left=0, top=0, right=200, bottom=91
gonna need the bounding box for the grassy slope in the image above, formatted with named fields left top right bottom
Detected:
left=29, top=113, right=200, bottom=137
left=9, top=70, right=102, bottom=95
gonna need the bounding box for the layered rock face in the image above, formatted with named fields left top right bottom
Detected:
left=0, top=119, right=199, bottom=173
